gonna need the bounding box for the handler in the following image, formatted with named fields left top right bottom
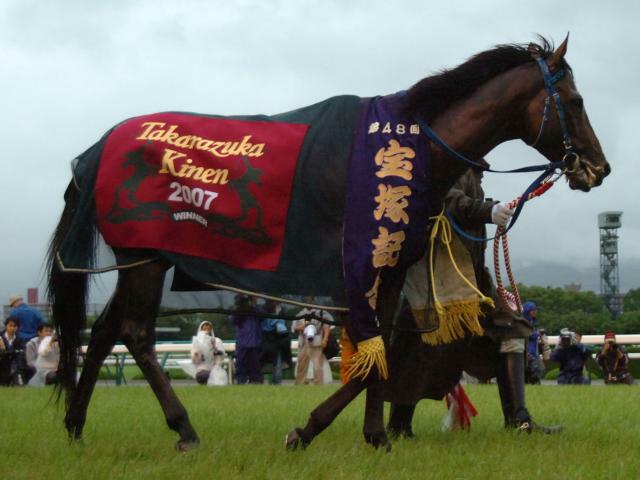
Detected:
left=387, top=163, right=546, bottom=435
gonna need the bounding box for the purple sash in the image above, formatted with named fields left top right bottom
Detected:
left=344, top=92, right=431, bottom=344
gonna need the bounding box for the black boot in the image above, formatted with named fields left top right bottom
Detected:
left=498, top=353, right=533, bottom=432
left=387, top=403, right=416, bottom=439
left=497, top=353, right=563, bottom=434
left=496, top=354, right=513, bottom=429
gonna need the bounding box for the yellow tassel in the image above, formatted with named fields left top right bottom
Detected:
left=421, top=299, right=490, bottom=346
left=422, top=209, right=495, bottom=346
left=345, top=336, right=388, bottom=381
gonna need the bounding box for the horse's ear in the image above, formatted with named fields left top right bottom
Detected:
left=549, top=33, right=569, bottom=69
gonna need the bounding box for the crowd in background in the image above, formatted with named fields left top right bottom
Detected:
left=190, top=294, right=336, bottom=386
left=1, top=293, right=634, bottom=388
left=0, top=295, right=59, bottom=386
left=524, top=301, right=633, bottom=385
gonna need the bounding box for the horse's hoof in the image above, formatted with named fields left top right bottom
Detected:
left=67, top=434, right=84, bottom=446
left=387, top=426, right=415, bottom=440
left=176, top=439, right=200, bottom=452
left=285, top=428, right=309, bottom=451
left=364, top=432, right=392, bottom=452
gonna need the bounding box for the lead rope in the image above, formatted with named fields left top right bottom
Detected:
left=493, top=172, right=563, bottom=313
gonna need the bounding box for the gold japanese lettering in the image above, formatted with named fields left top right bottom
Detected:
left=374, top=139, right=415, bottom=180
left=373, top=184, right=411, bottom=224
left=371, top=226, right=405, bottom=268
left=365, top=273, right=381, bottom=310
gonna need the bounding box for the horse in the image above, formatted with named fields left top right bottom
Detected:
left=47, top=35, right=608, bottom=452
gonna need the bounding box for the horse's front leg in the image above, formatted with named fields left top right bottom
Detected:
left=285, top=379, right=368, bottom=450
left=363, top=380, right=390, bottom=450
left=362, top=274, right=404, bottom=450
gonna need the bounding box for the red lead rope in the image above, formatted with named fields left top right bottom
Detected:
left=493, top=177, right=558, bottom=313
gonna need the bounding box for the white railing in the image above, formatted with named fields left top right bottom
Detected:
left=547, top=334, right=640, bottom=359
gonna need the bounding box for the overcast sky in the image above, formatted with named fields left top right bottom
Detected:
left=1, top=0, right=638, bottom=307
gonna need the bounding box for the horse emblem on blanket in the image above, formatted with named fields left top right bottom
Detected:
left=104, top=148, right=269, bottom=244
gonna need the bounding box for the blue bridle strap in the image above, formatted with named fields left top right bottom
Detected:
left=416, top=118, right=564, bottom=174
left=535, top=57, right=574, bottom=156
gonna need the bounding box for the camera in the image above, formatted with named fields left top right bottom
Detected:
left=303, top=323, right=317, bottom=343
left=559, top=329, right=576, bottom=347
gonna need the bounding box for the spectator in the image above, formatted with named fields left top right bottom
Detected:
left=538, top=328, right=551, bottom=361
left=28, top=333, right=60, bottom=386
left=260, top=300, right=291, bottom=385
left=524, top=302, right=545, bottom=384
left=25, top=323, right=54, bottom=383
left=597, top=331, right=633, bottom=385
left=230, top=295, right=263, bottom=384
left=292, top=297, right=332, bottom=385
left=190, top=321, right=227, bottom=386
left=551, top=328, right=591, bottom=385
left=8, top=295, right=44, bottom=341
left=0, top=317, right=28, bottom=385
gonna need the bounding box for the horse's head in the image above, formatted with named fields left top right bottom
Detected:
left=524, top=36, right=610, bottom=191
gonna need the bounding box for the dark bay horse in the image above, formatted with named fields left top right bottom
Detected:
left=47, top=36, right=608, bottom=451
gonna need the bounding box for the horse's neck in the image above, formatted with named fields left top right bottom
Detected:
left=428, top=65, right=539, bottom=206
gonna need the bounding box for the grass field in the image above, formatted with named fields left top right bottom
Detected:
left=2, top=384, right=639, bottom=480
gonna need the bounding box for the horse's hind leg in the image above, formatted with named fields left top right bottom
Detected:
left=118, top=262, right=200, bottom=451
left=387, top=403, right=416, bottom=439
left=65, top=302, right=121, bottom=440
left=286, top=379, right=368, bottom=450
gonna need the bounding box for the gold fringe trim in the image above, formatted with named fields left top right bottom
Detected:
left=345, top=335, right=388, bottom=381
left=421, top=299, right=491, bottom=346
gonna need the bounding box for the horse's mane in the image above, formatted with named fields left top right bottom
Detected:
left=406, top=36, right=571, bottom=122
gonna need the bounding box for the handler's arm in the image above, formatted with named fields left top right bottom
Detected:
left=445, top=171, right=495, bottom=228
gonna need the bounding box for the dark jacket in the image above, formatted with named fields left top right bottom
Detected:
left=444, top=168, right=496, bottom=279
left=551, top=344, right=591, bottom=384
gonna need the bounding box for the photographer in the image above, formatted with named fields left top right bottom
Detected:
left=0, top=316, right=28, bottom=386
left=550, top=328, right=591, bottom=385
left=597, top=331, right=633, bottom=385
left=292, top=296, right=332, bottom=385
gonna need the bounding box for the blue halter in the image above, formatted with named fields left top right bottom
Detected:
left=416, top=54, right=576, bottom=240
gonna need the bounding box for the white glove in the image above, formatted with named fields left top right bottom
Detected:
left=491, top=203, right=515, bottom=227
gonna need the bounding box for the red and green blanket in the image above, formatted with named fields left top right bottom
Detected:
left=62, top=96, right=362, bottom=304
left=61, top=93, right=432, bottom=349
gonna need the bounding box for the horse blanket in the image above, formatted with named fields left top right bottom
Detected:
left=59, top=92, right=432, bottom=346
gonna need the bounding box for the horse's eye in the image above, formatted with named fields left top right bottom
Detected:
left=571, top=97, right=584, bottom=109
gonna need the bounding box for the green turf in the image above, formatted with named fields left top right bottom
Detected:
left=1, top=384, right=638, bottom=479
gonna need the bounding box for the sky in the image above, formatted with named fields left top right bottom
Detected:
left=1, top=0, right=638, bottom=308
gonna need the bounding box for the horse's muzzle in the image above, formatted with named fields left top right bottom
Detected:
left=564, top=152, right=609, bottom=191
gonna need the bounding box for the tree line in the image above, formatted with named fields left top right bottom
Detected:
left=146, top=286, right=640, bottom=341
left=517, top=285, right=640, bottom=335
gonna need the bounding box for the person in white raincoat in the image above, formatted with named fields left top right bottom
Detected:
left=190, top=321, right=227, bottom=386
left=28, top=334, right=60, bottom=386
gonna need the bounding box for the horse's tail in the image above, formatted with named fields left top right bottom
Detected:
left=46, top=182, right=95, bottom=409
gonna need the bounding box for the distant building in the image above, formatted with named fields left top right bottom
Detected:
left=599, top=211, right=623, bottom=317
